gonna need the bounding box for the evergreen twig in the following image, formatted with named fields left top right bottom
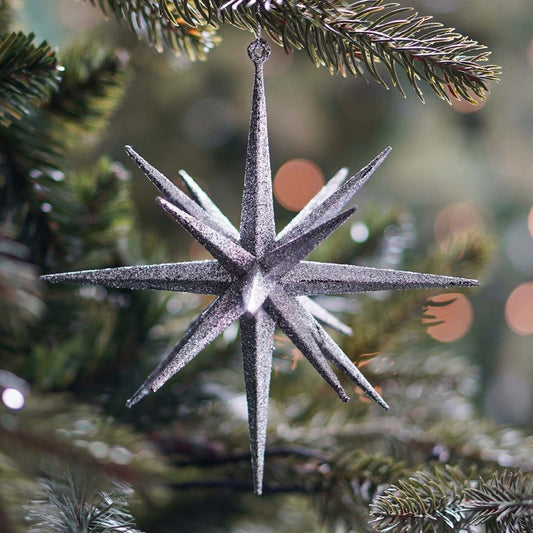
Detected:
left=86, top=0, right=500, bottom=102
left=25, top=473, right=143, bottom=533
left=462, top=471, right=533, bottom=532
left=370, top=467, right=533, bottom=533
left=370, top=465, right=469, bottom=532
left=87, top=0, right=220, bottom=59
left=0, top=32, right=61, bottom=127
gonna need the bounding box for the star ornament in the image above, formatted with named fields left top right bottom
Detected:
left=42, top=39, right=478, bottom=494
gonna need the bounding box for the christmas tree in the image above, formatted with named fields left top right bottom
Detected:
left=1, top=1, right=532, bottom=531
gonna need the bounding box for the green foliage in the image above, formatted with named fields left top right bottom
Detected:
left=45, top=45, right=132, bottom=153
left=26, top=474, right=144, bottom=533
left=0, top=43, right=132, bottom=254
left=342, top=231, right=490, bottom=360
left=0, top=32, right=61, bottom=127
left=87, top=0, right=500, bottom=103
left=463, top=471, right=533, bottom=532
left=87, top=0, right=220, bottom=58
left=0, top=390, right=164, bottom=532
left=370, top=465, right=468, bottom=532
left=370, top=467, right=533, bottom=532
left=35, top=157, right=132, bottom=269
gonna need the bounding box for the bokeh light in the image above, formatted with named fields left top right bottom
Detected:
left=434, top=203, right=484, bottom=247
left=350, top=221, right=369, bottom=243
left=273, top=159, right=325, bottom=211
left=505, top=282, right=533, bottom=335
left=2, top=388, right=25, bottom=410
left=448, top=87, right=488, bottom=114
left=424, top=293, right=474, bottom=343
left=528, top=206, right=533, bottom=238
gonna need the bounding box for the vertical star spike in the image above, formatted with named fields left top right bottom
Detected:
left=239, top=38, right=275, bottom=256
left=240, top=309, right=275, bottom=495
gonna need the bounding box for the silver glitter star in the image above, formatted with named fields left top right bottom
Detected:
left=42, top=38, right=478, bottom=494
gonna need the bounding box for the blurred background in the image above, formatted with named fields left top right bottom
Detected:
left=16, top=0, right=531, bottom=425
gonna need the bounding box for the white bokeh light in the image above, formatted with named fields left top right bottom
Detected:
left=2, top=388, right=25, bottom=410
left=350, top=221, right=370, bottom=243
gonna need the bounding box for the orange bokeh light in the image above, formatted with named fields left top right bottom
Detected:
left=424, top=293, right=474, bottom=343
left=273, top=159, right=325, bottom=211
left=434, top=203, right=485, bottom=247
left=447, top=86, right=488, bottom=114
left=505, top=283, right=533, bottom=336
left=528, top=206, right=533, bottom=238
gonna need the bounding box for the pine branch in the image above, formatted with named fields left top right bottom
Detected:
left=0, top=32, right=61, bottom=127
left=34, top=157, right=133, bottom=269
left=0, top=43, right=131, bottom=190
left=45, top=45, right=132, bottom=154
left=90, top=1, right=501, bottom=102
left=86, top=0, right=220, bottom=59
left=462, top=470, right=533, bottom=532
left=317, top=451, right=407, bottom=533
left=370, top=467, right=533, bottom=533
left=1, top=44, right=132, bottom=266
left=217, top=0, right=501, bottom=102
left=25, top=473, right=144, bottom=533
left=369, top=465, right=469, bottom=532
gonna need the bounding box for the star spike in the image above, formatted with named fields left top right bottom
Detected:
left=269, top=288, right=388, bottom=409
left=261, top=207, right=356, bottom=280
left=265, top=286, right=350, bottom=402
left=277, top=147, right=391, bottom=246
left=156, top=197, right=255, bottom=274
left=127, top=282, right=246, bottom=407
left=297, top=296, right=353, bottom=336
left=240, top=38, right=275, bottom=256
left=311, top=317, right=389, bottom=409
left=240, top=309, right=275, bottom=494
left=41, top=261, right=231, bottom=294
left=125, top=146, right=212, bottom=227
left=276, top=166, right=350, bottom=243
left=284, top=262, right=479, bottom=295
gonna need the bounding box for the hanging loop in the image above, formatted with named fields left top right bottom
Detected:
left=248, top=38, right=271, bottom=65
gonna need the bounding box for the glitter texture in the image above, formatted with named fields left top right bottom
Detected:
left=42, top=38, right=478, bottom=494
